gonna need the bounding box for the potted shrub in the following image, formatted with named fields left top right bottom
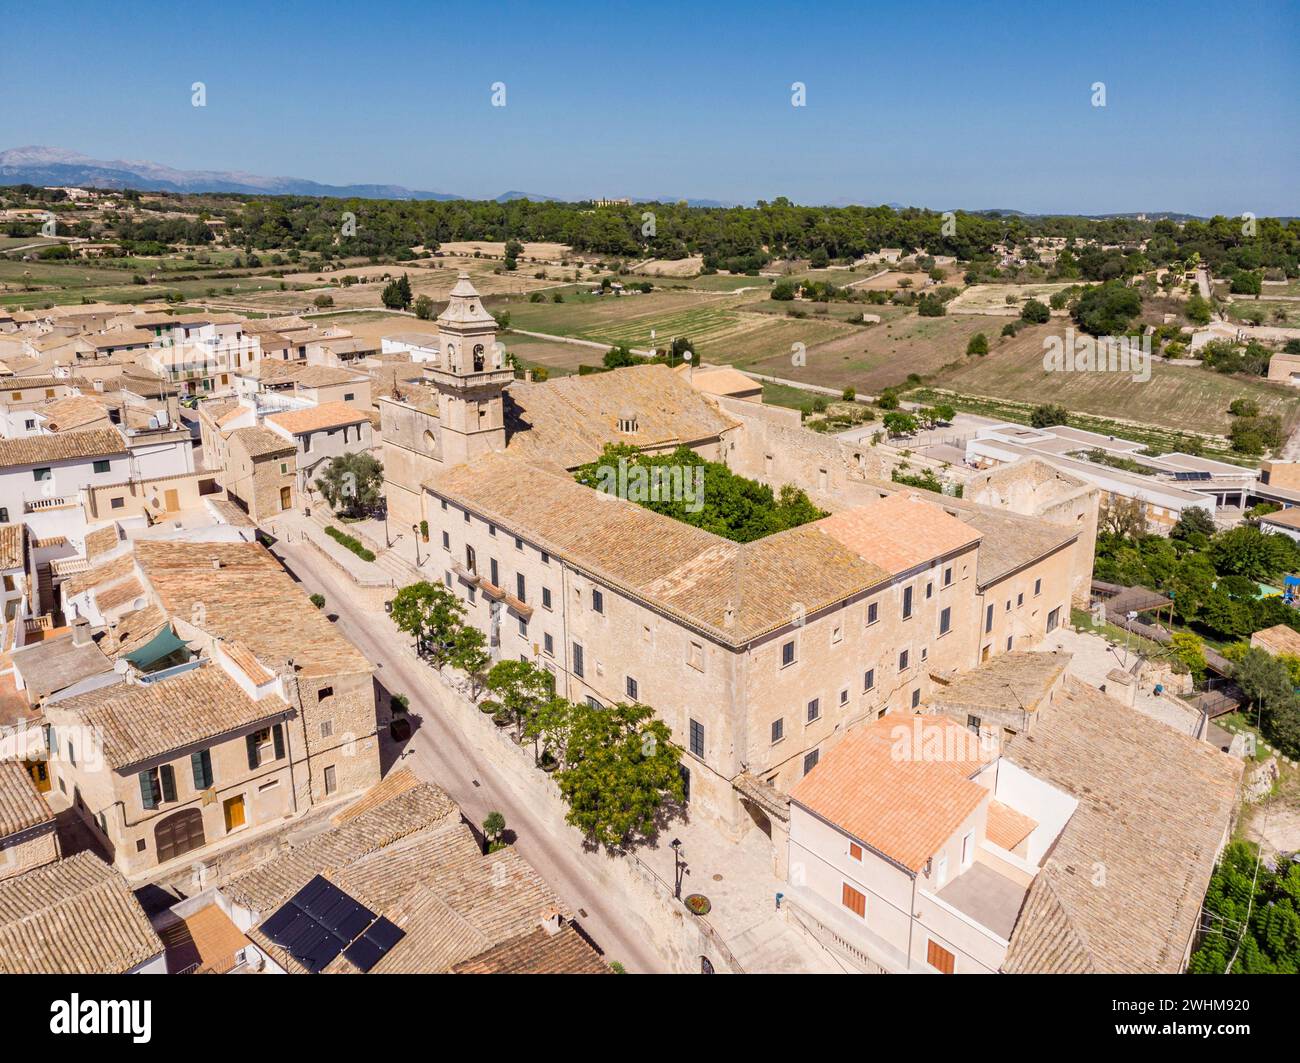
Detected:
left=419, top=519, right=429, bottom=542
left=684, top=894, right=712, bottom=916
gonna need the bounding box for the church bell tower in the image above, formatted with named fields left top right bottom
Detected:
left=425, top=272, right=515, bottom=466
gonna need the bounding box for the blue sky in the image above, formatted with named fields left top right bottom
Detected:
left=3, top=0, right=1297, bottom=214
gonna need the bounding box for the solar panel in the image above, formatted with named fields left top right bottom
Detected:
left=261, top=875, right=380, bottom=974
left=1173, top=470, right=1213, bottom=481
left=342, top=916, right=406, bottom=974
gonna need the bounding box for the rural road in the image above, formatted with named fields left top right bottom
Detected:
left=266, top=535, right=668, bottom=974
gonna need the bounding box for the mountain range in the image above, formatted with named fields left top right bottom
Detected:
left=0, top=147, right=1222, bottom=218
left=0, top=147, right=743, bottom=207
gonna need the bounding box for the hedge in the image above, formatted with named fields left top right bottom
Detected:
left=325, top=525, right=376, bottom=562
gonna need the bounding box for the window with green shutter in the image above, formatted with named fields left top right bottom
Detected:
left=191, top=749, right=213, bottom=790
left=159, top=764, right=177, bottom=803
left=139, top=769, right=160, bottom=810
left=272, top=723, right=285, bottom=760
left=246, top=733, right=260, bottom=770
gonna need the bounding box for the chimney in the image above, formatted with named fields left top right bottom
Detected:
left=71, top=617, right=92, bottom=647
left=538, top=906, right=562, bottom=936
left=210, top=556, right=222, bottom=570
left=524, top=369, right=534, bottom=383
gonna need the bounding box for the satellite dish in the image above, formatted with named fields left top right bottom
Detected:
left=683, top=351, right=693, bottom=362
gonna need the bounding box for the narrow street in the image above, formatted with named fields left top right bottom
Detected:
left=265, top=535, right=669, bottom=974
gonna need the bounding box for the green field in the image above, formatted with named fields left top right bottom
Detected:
left=929, top=321, right=1300, bottom=438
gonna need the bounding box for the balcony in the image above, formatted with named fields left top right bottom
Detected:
left=25, top=495, right=77, bottom=513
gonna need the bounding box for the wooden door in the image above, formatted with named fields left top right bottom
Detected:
left=155, top=808, right=205, bottom=863
left=223, top=794, right=246, bottom=832
left=164, top=489, right=179, bottom=511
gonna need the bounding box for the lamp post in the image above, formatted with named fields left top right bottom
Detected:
left=411, top=524, right=421, bottom=567
left=671, top=838, right=685, bottom=900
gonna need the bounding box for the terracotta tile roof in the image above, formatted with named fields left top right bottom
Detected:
left=0, top=523, right=22, bottom=569
left=0, top=853, right=162, bottom=973
left=84, top=523, right=123, bottom=561
left=930, top=651, right=1070, bottom=715
left=0, top=759, right=53, bottom=839
left=223, top=640, right=273, bottom=684
left=106, top=604, right=169, bottom=656
left=205, top=497, right=258, bottom=527
left=228, top=425, right=295, bottom=459
left=10, top=633, right=113, bottom=699
left=0, top=426, right=125, bottom=469
left=986, top=799, right=1037, bottom=852
left=223, top=770, right=458, bottom=915
left=683, top=365, right=762, bottom=397
left=451, top=924, right=609, bottom=974
left=94, top=575, right=145, bottom=613
left=504, top=363, right=739, bottom=469
left=815, top=493, right=982, bottom=575
left=0, top=375, right=63, bottom=392
left=428, top=452, right=889, bottom=646
left=265, top=400, right=369, bottom=435
left=50, top=664, right=286, bottom=771
left=63, top=551, right=136, bottom=596
left=790, top=714, right=993, bottom=872
left=920, top=490, right=1079, bottom=587
left=1001, top=677, right=1243, bottom=974
left=161, top=903, right=249, bottom=975
left=36, top=394, right=110, bottom=432
left=133, top=540, right=371, bottom=678
left=1251, top=623, right=1300, bottom=658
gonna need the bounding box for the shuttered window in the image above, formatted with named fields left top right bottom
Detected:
left=927, top=939, right=956, bottom=974
left=246, top=733, right=260, bottom=770
left=139, top=769, right=160, bottom=810
left=272, top=723, right=285, bottom=760
left=191, top=749, right=214, bottom=790
left=159, top=764, right=177, bottom=804
left=841, top=883, right=866, bottom=919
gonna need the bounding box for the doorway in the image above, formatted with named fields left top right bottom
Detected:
left=223, top=794, right=246, bottom=833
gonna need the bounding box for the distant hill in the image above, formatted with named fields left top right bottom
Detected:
left=0, top=146, right=463, bottom=200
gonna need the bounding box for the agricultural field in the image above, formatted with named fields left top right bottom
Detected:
left=1226, top=299, right=1296, bottom=325
left=931, top=320, right=1300, bottom=437
left=947, top=282, right=1076, bottom=315
left=635, top=256, right=704, bottom=277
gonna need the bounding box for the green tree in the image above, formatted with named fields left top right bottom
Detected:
left=1171, top=506, right=1216, bottom=541
left=314, top=452, right=384, bottom=518
left=503, top=239, right=523, bottom=271
left=1189, top=840, right=1300, bottom=974
left=482, top=658, right=554, bottom=743
left=390, top=581, right=466, bottom=665
left=482, top=811, right=507, bottom=852
left=882, top=411, right=918, bottom=437
left=1169, top=632, right=1207, bottom=684
left=1030, top=403, right=1069, bottom=428
left=1020, top=298, right=1050, bottom=323
left=449, top=624, right=491, bottom=696
left=414, top=294, right=434, bottom=319
left=555, top=701, right=683, bottom=848
left=966, top=332, right=988, bottom=356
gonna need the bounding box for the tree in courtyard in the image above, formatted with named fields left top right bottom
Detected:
left=555, top=701, right=683, bottom=849
left=390, top=581, right=466, bottom=665
left=314, top=452, right=384, bottom=518
left=1171, top=505, right=1216, bottom=543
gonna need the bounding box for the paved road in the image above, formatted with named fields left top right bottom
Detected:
left=266, top=535, right=668, bottom=974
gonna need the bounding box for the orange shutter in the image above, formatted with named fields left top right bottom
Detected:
left=849, top=842, right=863, bottom=861
left=841, top=883, right=867, bottom=919
left=927, top=939, right=956, bottom=974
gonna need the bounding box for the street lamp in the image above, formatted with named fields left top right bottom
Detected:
left=671, top=838, right=685, bottom=900
left=411, top=524, right=421, bottom=567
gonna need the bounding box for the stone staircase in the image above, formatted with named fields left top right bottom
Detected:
left=305, top=507, right=421, bottom=587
